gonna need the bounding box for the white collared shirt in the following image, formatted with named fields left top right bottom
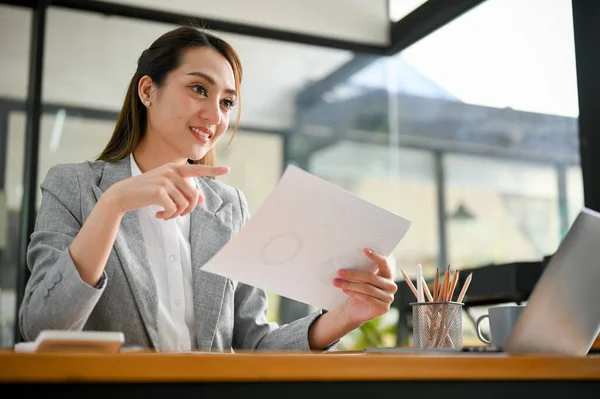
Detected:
left=130, top=154, right=196, bottom=352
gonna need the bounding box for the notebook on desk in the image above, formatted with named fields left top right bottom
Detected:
left=14, top=330, right=124, bottom=353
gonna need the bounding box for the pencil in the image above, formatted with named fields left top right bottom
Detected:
left=421, top=276, right=433, bottom=302
left=400, top=269, right=419, bottom=300
left=432, top=272, right=473, bottom=347
left=416, top=264, right=424, bottom=303
left=456, top=272, right=473, bottom=303
left=440, top=266, right=450, bottom=301
left=433, top=269, right=439, bottom=301
left=448, top=269, right=460, bottom=301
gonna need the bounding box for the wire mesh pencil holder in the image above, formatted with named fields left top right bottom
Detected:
left=411, top=301, right=464, bottom=350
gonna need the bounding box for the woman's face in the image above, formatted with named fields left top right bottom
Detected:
left=144, top=46, right=237, bottom=161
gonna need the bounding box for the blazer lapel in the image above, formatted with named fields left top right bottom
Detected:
left=92, top=157, right=159, bottom=348
left=190, top=177, right=233, bottom=350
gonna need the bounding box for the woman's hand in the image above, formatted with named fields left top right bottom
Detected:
left=333, top=248, right=397, bottom=328
left=104, top=162, right=229, bottom=220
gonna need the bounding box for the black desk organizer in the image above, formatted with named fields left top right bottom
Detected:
left=393, top=259, right=548, bottom=346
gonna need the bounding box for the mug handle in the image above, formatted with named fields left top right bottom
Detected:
left=476, top=314, right=491, bottom=344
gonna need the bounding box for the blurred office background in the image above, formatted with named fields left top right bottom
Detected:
left=0, top=0, right=596, bottom=350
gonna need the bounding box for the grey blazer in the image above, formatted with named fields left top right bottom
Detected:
left=19, top=156, right=325, bottom=351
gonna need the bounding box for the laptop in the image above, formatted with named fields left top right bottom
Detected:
left=502, top=207, right=600, bottom=356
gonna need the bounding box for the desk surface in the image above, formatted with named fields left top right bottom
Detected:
left=1, top=351, right=599, bottom=382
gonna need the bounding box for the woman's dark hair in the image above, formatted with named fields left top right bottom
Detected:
left=98, top=26, right=242, bottom=166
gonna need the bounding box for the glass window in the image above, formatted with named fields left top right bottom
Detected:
left=308, top=141, right=438, bottom=279
left=390, top=0, right=581, bottom=347
left=330, top=0, right=581, bottom=348
left=400, top=0, right=579, bottom=118
left=0, top=6, right=30, bottom=99
left=216, top=130, right=283, bottom=215
left=566, top=166, right=584, bottom=227
left=0, top=4, right=30, bottom=347
left=290, top=47, right=442, bottom=281
left=289, top=50, right=442, bottom=348
left=400, top=0, right=579, bottom=269
left=37, top=113, right=115, bottom=208
left=445, top=155, right=560, bottom=268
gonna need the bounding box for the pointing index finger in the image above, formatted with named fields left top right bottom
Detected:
left=179, top=164, right=230, bottom=178
left=364, top=248, right=393, bottom=279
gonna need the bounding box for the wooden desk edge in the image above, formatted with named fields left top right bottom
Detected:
left=1, top=352, right=600, bottom=382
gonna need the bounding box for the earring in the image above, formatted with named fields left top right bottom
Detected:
left=145, top=100, right=150, bottom=107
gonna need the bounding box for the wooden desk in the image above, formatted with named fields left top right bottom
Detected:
left=1, top=351, right=599, bottom=397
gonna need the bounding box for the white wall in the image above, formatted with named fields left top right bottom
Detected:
left=101, top=0, right=390, bottom=45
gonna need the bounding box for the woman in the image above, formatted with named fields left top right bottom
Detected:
left=18, top=26, right=398, bottom=352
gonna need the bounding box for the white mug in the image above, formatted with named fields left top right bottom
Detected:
left=476, top=304, right=525, bottom=350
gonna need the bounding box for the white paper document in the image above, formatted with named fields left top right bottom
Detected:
left=202, top=165, right=412, bottom=311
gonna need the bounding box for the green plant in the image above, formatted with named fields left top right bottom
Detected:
left=337, top=309, right=399, bottom=350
